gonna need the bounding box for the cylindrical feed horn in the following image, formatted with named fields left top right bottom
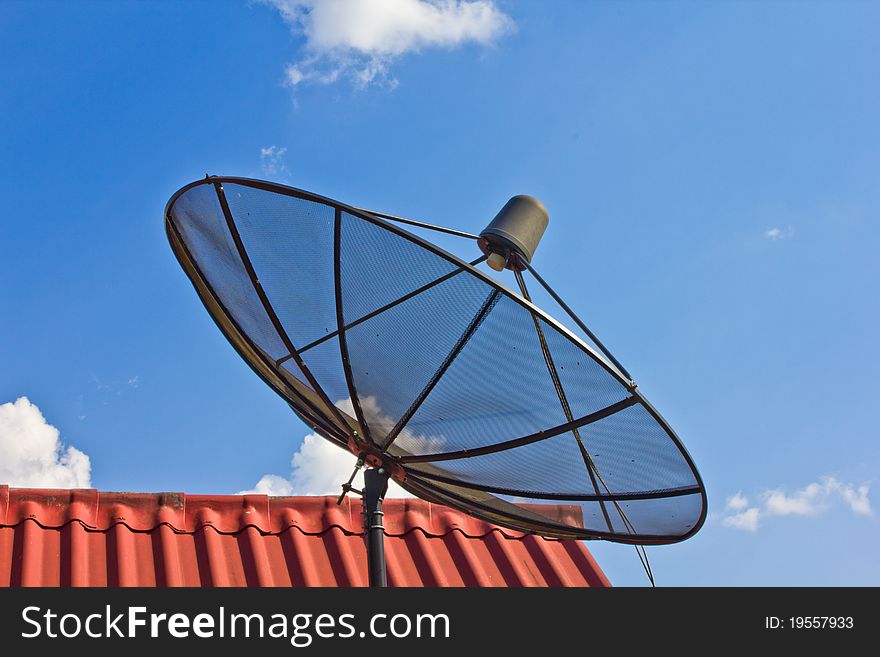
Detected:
left=479, top=195, right=549, bottom=271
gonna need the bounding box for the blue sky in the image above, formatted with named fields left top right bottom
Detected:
left=1, top=1, right=877, bottom=585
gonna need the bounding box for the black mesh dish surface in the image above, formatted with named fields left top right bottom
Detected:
left=165, top=177, right=706, bottom=544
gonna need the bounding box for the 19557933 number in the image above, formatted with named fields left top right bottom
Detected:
left=765, top=616, right=854, bottom=629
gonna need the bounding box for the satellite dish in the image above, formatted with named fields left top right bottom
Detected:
left=165, top=176, right=706, bottom=585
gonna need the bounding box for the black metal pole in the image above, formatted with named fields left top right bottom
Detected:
left=363, top=467, right=390, bottom=587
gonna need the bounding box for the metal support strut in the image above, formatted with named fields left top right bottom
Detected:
left=363, top=467, right=390, bottom=588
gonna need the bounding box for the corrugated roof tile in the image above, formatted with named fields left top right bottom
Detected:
left=0, top=485, right=610, bottom=587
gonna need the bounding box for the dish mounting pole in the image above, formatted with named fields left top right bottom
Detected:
left=363, top=467, right=390, bottom=587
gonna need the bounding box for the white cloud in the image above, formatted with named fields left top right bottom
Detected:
left=0, top=397, right=92, bottom=488
left=765, top=225, right=794, bottom=241
left=239, top=432, right=414, bottom=497
left=764, top=476, right=872, bottom=517
left=264, top=0, right=515, bottom=89
left=721, top=476, right=872, bottom=532
left=260, top=145, right=290, bottom=180
left=725, top=491, right=749, bottom=512
left=722, top=507, right=760, bottom=532
left=840, top=484, right=872, bottom=516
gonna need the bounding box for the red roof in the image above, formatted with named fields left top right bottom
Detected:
left=0, top=486, right=610, bottom=587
